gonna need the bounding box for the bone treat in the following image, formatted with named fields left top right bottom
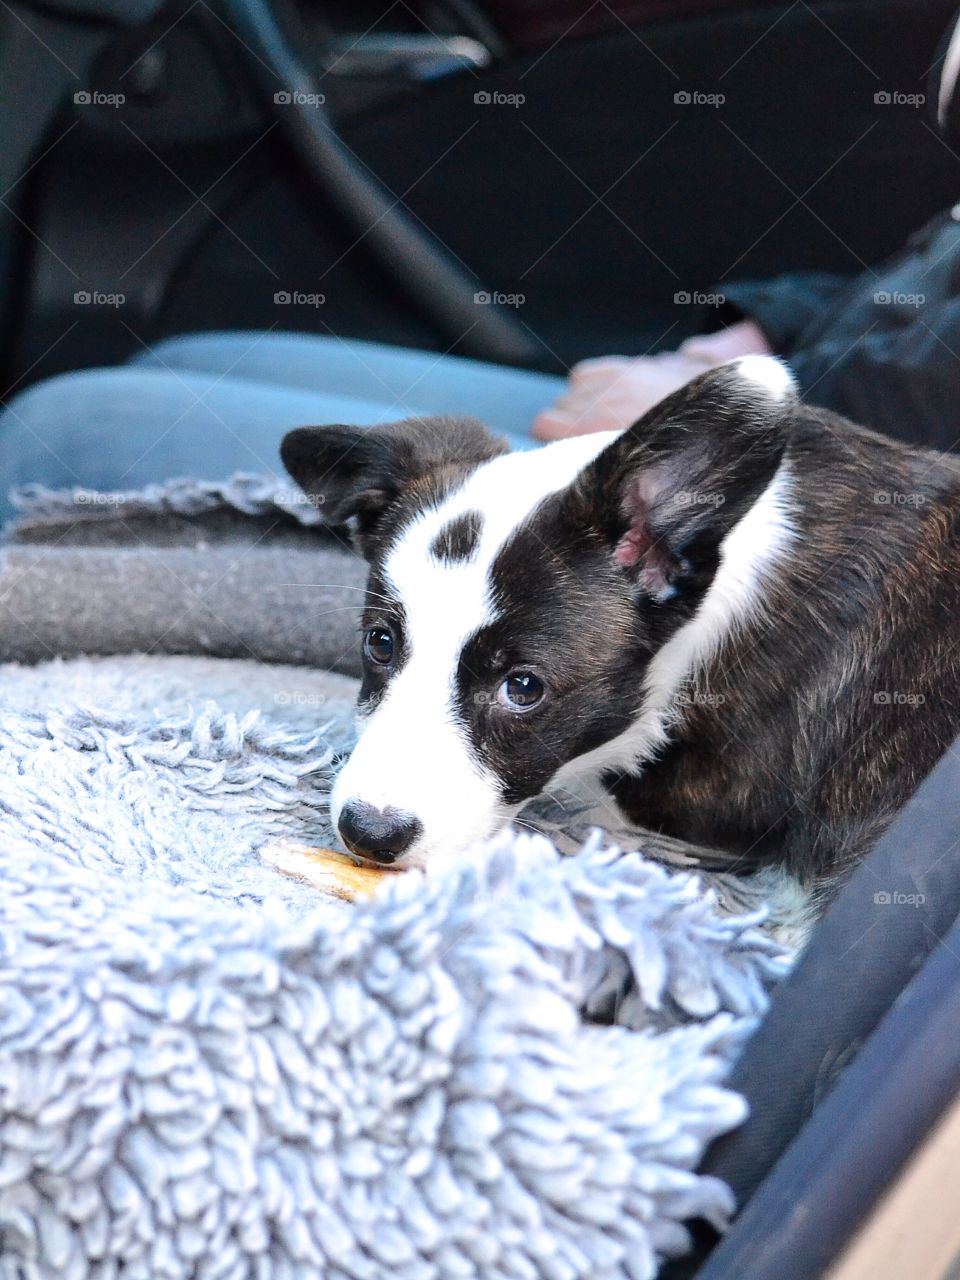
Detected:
left=260, top=839, right=398, bottom=901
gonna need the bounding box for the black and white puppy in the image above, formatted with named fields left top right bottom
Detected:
left=282, top=356, right=960, bottom=893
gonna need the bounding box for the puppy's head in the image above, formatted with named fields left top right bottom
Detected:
left=282, top=356, right=796, bottom=868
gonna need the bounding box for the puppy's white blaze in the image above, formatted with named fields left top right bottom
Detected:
left=552, top=457, right=796, bottom=788
left=331, top=666, right=499, bottom=866
left=732, top=354, right=796, bottom=400
left=334, top=430, right=621, bottom=862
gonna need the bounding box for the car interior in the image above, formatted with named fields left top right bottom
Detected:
left=3, top=1, right=960, bottom=1277
left=4, top=0, right=960, bottom=384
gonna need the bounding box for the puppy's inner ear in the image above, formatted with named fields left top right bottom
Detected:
left=608, top=442, right=783, bottom=602
left=613, top=466, right=690, bottom=601
left=280, top=416, right=507, bottom=544
left=579, top=358, right=794, bottom=600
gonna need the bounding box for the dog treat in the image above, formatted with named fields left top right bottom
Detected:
left=260, top=838, right=398, bottom=901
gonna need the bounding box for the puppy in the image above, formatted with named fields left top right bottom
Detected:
left=281, top=356, right=960, bottom=895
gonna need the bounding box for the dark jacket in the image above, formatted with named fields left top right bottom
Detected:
left=722, top=207, right=960, bottom=452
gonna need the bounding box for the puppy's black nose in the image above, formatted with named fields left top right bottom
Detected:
left=337, top=800, right=422, bottom=864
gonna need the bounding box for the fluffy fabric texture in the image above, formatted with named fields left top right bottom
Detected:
left=0, top=480, right=793, bottom=1278
left=0, top=652, right=790, bottom=1280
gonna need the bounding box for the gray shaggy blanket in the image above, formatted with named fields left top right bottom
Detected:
left=0, top=480, right=794, bottom=1280
left=0, top=655, right=791, bottom=1280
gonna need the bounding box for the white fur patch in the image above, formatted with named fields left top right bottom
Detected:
left=732, top=354, right=796, bottom=401
left=551, top=457, right=796, bottom=789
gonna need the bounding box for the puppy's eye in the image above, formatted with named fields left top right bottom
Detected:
left=363, top=627, right=395, bottom=666
left=497, top=671, right=545, bottom=712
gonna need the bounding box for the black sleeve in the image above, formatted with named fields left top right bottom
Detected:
left=787, top=300, right=960, bottom=452
left=717, top=272, right=853, bottom=353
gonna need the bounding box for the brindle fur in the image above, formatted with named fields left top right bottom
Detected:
left=610, top=407, right=960, bottom=889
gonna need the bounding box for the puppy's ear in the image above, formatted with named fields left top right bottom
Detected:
left=281, top=416, right=507, bottom=553
left=575, top=356, right=794, bottom=601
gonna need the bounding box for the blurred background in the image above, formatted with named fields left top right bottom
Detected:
left=0, top=0, right=955, bottom=390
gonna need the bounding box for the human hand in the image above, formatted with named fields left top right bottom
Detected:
left=531, top=320, right=772, bottom=442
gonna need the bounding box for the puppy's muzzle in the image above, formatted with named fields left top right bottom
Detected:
left=337, top=799, right=423, bottom=864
